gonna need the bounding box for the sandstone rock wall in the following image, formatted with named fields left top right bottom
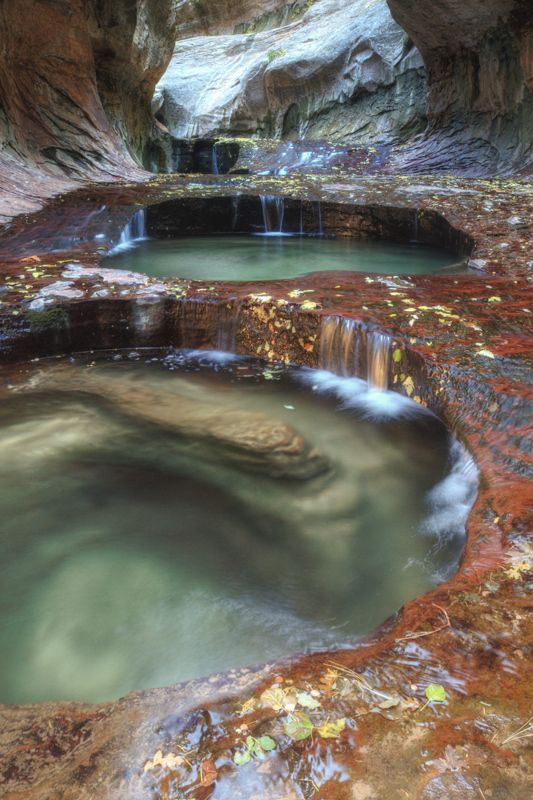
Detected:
left=0, top=0, right=177, bottom=222
left=174, top=0, right=305, bottom=37
left=386, top=0, right=533, bottom=172
left=156, top=0, right=427, bottom=146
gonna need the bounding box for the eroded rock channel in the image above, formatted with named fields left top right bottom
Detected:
left=0, top=1, right=531, bottom=799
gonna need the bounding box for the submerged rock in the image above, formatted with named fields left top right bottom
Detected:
left=25, top=367, right=329, bottom=480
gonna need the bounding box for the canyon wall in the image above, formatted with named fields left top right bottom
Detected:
left=157, top=0, right=532, bottom=174
left=155, top=0, right=427, bottom=146
left=387, top=0, right=533, bottom=172
left=0, top=0, right=177, bottom=222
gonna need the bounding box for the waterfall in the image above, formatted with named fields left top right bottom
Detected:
left=110, top=209, right=147, bottom=254
left=316, top=201, right=323, bottom=236
left=216, top=301, right=242, bottom=352
left=319, top=316, right=391, bottom=389
left=366, top=332, right=390, bottom=390
left=259, top=195, right=285, bottom=235
left=212, top=144, right=219, bottom=175
left=299, top=200, right=304, bottom=235
left=232, top=194, right=241, bottom=230
left=412, top=208, right=419, bottom=243
left=319, top=317, right=361, bottom=377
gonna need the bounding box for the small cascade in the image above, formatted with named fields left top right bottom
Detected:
left=110, top=209, right=147, bottom=253
left=299, top=200, right=304, bottom=235
left=316, top=201, right=323, bottom=236
left=216, top=301, right=242, bottom=352
left=319, top=316, right=391, bottom=389
left=259, top=195, right=285, bottom=235
left=211, top=144, right=219, bottom=176
left=231, top=194, right=241, bottom=230
left=366, top=332, right=391, bottom=390
left=412, top=208, right=419, bottom=243
left=319, top=317, right=361, bottom=377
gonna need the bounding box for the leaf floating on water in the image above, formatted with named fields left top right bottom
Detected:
left=296, top=691, right=321, bottom=710
left=487, top=296, right=502, bottom=302
left=476, top=349, right=495, bottom=359
left=143, top=750, right=184, bottom=772
left=300, top=300, right=319, bottom=311
left=425, top=683, right=446, bottom=703
left=392, top=348, right=402, bottom=363
left=233, top=750, right=251, bottom=766
left=316, top=718, right=346, bottom=739
left=260, top=685, right=296, bottom=712
left=200, top=759, right=217, bottom=786
left=238, top=697, right=256, bottom=714
left=283, top=712, right=314, bottom=741
left=258, top=735, right=277, bottom=751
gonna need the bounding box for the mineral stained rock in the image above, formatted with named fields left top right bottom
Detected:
left=156, top=0, right=426, bottom=144
left=387, top=0, right=533, bottom=173
left=0, top=0, right=177, bottom=222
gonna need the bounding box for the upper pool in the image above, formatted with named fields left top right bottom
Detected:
left=105, top=234, right=459, bottom=280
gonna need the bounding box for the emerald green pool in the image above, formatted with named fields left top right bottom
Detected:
left=105, top=235, right=460, bottom=280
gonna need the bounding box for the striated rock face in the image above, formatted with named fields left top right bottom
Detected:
left=386, top=0, right=533, bottom=172
left=174, top=0, right=305, bottom=37
left=155, top=0, right=426, bottom=144
left=0, top=0, right=177, bottom=222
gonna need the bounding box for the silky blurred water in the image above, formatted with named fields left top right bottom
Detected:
left=105, top=235, right=458, bottom=280
left=0, top=351, right=476, bottom=703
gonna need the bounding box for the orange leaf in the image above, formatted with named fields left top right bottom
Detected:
left=200, top=759, right=217, bottom=786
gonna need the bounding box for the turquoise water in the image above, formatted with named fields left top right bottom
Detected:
left=105, top=235, right=459, bottom=280
left=0, top=351, right=476, bottom=703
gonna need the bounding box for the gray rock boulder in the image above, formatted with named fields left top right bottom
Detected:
left=156, top=0, right=426, bottom=145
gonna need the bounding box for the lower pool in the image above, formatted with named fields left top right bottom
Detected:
left=0, top=351, right=477, bottom=703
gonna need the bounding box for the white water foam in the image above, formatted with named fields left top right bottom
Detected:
left=296, top=368, right=432, bottom=420
left=163, top=349, right=244, bottom=368
left=421, top=439, right=479, bottom=546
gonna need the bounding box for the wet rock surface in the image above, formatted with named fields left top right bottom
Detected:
left=0, top=1, right=531, bottom=797
left=0, top=170, right=531, bottom=799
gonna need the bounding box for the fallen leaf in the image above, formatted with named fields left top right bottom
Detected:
left=425, top=684, right=446, bottom=703
left=258, top=735, right=277, bottom=751
left=283, top=712, right=313, bottom=741
left=200, top=759, right=217, bottom=786
left=296, top=691, right=321, bottom=710
left=317, top=718, right=346, bottom=739
left=143, top=750, right=184, bottom=772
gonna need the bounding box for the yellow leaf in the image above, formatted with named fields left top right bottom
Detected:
left=317, top=718, right=346, bottom=739
left=402, top=376, right=414, bottom=396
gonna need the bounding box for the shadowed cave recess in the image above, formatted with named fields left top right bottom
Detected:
left=0, top=2, right=531, bottom=800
